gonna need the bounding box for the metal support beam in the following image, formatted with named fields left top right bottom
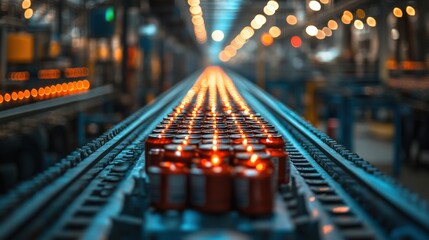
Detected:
left=0, top=26, right=7, bottom=88
left=121, top=0, right=130, bottom=94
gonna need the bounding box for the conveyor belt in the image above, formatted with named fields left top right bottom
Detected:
left=0, top=68, right=428, bottom=240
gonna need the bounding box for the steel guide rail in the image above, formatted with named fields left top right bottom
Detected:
left=1, top=69, right=428, bottom=240
left=230, top=70, right=429, bottom=239
left=236, top=79, right=384, bottom=240
left=0, top=72, right=200, bottom=239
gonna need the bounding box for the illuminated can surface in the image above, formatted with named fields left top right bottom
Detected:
left=145, top=134, right=174, bottom=160
left=172, top=138, right=200, bottom=148
left=233, top=152, right=271, bottom=167
left=201, top=139, right=233, bottom=145
left=234, top=164, right=274, bottom=216
left=163, top=144, right=196, bottom=166
left=256, top=134, right=289, bottom=185
left=190, top=159, right=232, bottom=213
left=148, top=162, right=188, bottom=211
left=145, top=148, right=164, bottom=172
left=233, top=144, right=266, bottom=155
left=198, top=144, right=232, bottom=163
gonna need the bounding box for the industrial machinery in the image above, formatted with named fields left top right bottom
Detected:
left=0, top=67, right=428, bottom=240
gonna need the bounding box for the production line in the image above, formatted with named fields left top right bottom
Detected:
left=0, top=67, right=428, bottom=240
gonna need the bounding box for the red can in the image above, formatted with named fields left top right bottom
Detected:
left=174, top=134, right=202, bottom=140
left=234, top=164, right=274, bottom=216
left=190, top=159, right=232, bottom=213
left=151, top=129, right=177, bottom=135
left=145, top=134, right=174, bottom=160
left=202, top=134, right=229, bottom=140
left=163, top=144, right=196, bottom=166
left=177, top=129, right=202, bottom=135
left=256, top=134, right=289, bottom=185
left=229, top=134, right=258, bottom=145
left=198, top=144, right=232, bottom=163
left=201, top=139, right=233, bottom=145
left=145, top=148, right=164, bottom=172
left=147, top=162, right=188, bottom=211
left=172, top=138, right=201, bottom=148
left=233, top=152, right=272, bottom=167
left=233, top=144, right=266, bottom=155
left=252, top=129, right=278, bottom=134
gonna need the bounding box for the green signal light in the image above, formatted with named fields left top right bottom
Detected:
left=105, top=7, right=114, bottom=22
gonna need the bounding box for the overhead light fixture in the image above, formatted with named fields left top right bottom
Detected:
left=309, top=1, right=321, bottom=11
left=356, top=9, right=365, bottom=19
left=267, top=1, right=279, bottom=11
left=240, top=27, right=254, bottom=40
left=21, top=0, right=31, bottom=9
left=187, top=0, right=207, bottom=43
left=269, top=26, right=281, bottom=38
left=393, top=7, right=403, bottom=18
left=366, top=17, right=376, bottom=27
left=219, top=0, right=280, bottom=62
left=315, top=30, right=326, bottom=40
left=290, top=36, right=302, bottom=48
left=406, top=6, right=415, bottom=16
left=322, top=27, right=332, bottom=37
left=24, top=8, right=33, bottom=19
left=327, top=20, right=338, bottom=30
left=211, top=30, right=224, bottom=42
left=286, top=15, right=298, bottom=25
left=306, top=25, right=318, bottom=36
left=353, top=19, right=364, bottom=30
left=261, top=33, right=273, bottom=46
left=264, top=5, right=276, bottom=16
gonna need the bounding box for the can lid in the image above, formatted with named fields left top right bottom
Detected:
left=148, top=133, right=175, bottom=139
left=164, top=144, right=196, bottom=152
left=149, top=148, right=165, bottom=154
left=202, top=134, right=229, bottom=139
left=174, top=134, right=202, bottom=139
left=201, top=139, right=233, bottom=145
left=235, top=152, right=271, bottom=160
left=198, top=144, right=231, bottom=151
left=233, top=144, right=266, bottom=152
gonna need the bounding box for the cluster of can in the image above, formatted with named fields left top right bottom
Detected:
left=145, top=109, right=289, bottom=216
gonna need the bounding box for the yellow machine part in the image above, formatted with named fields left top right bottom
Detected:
left=7, top=33, right=34, bottom=63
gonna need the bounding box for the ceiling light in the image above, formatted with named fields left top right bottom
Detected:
left=22, top=0, right=31, bottom=9
left=264, top=5, right=275, bottom=16
left=261, top=33, right=273, bottom=46
left=406, top=6, right=415, bottom=16
left=269, top=26, right=281, bottom=38
left=309, top=1, right=321, bottom=11
left=316, top=30, right=325, bottom=40
left=254, top=14, right=266, bottom=25
left=211, top=30, right=224, bottom=42
left=24, top=8, right=33, bottom=19
left=327, top=20, right=338, bottom=30
left=189, top=6, right=202, bottom=15
left=306, top=25, right=318, bottom=36
left=286, top=15, right=298, bottom=25
left=366, top=17, right=376, bottom=27
left=322, top=27, right=332, bottom=37
left=354, top=19, right=364, bottom=30
left=393, top=7, right=403, bottom=18
left=267, top=1, right=279, bottom=11
left=356, top=9, right=365, bottom=19
left=290, top=36, right=302, bottom=48
left=240, top=26, right=254, bottom=40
